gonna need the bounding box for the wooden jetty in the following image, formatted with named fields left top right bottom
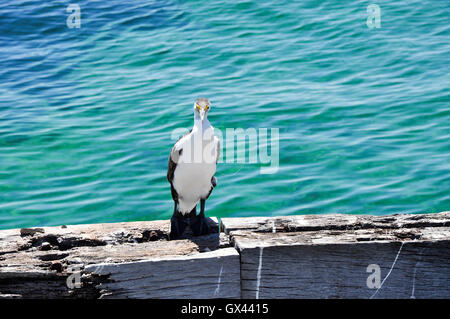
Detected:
left=0, top=212, right=449, bottom=299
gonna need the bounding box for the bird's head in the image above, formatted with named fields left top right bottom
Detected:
left=193, top=98, right=211, bottom=122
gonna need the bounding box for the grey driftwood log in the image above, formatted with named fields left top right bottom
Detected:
left=221, top=212, right=450, bottom=299
left=0, top=212, right=449, bottom=298
left=0, top=218, right=241, bottom=299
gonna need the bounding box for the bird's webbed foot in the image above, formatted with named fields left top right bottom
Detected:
left=170, top=213, right=190, bottom=240
left=191, top=214, right=211, bottom=237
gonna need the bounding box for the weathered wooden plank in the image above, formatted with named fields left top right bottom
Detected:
left=2, top=213, right=449, bottom=299
left=0, top=218, right=240, bottom=299
left=86, top=247, right=240, bottom=299
left=222, top=212, right=450, bottom=299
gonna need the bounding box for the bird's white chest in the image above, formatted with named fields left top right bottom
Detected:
left=173, top=162, right=216, bottom=213
left=172, top=131, right=218, bottom=213
left=174, top=161, right=216, bottom=193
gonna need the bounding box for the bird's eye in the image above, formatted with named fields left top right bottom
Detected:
left=205, top=105, right=209, bottom=110
left=196, top=104, right=201, bottom=110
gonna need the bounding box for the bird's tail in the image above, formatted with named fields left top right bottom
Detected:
left=173, top=203, right=196, bottom=218
left=170, top=203, right=197, bottom=240
left=183, top=205, right=197, bottom=218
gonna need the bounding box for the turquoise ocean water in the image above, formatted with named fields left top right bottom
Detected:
left=0, top=0, right=449, bottom=229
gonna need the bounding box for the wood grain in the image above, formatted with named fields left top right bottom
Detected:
left=1, top=212, right=449, bottom=299
left=222, top=212, right=450, bottom=299
left=0, top=218, right=239, bottom=299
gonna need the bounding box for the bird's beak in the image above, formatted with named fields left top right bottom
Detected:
left=200, top=109, right=205, bottom=121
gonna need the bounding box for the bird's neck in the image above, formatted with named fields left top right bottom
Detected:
left=193, top=116, right=211, bottom=131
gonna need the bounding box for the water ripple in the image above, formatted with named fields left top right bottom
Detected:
left=0, top=0, right=449, bottom=229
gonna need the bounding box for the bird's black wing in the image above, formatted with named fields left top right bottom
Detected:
left=167, top=129, right=192, bottom=201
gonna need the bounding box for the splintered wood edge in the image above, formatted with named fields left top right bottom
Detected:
left=221, top=212, right=450, bottom=250
left=0, top=217, right=218, bottom=247
left=220, top=212, right=450, bottom=234
left=1, top=217, right=218, bottom=239
left=230, top=227, right=450, bottom=250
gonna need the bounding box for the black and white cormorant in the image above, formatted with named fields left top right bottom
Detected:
left=167, top=98, right=220, bottom=239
